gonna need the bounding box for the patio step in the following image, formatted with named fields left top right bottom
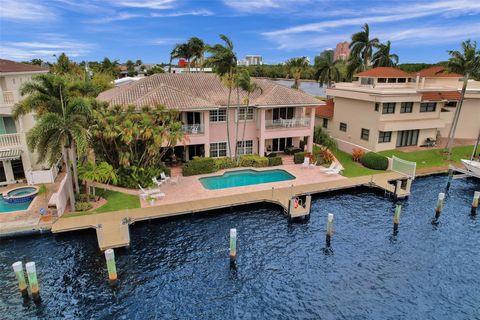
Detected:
left=281, top=157, right=295, bottom=165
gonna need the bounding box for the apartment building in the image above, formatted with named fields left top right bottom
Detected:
left=238, top=55, right=263, bottom=66
left=334, top=42, right=350, bottom=61
left=98, top=73, right=322, bottom=160
left=0, top=59, right=62, bottom=186
left=320, top=66, right=480, bottom=152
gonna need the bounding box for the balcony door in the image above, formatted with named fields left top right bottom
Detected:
left=396, top=130, right=419, bottom=147
left=186, top=112, right=201, bottom=125
left=271, top=137, right=293, bottom=152
left=272, top=107, right=295, bottom=121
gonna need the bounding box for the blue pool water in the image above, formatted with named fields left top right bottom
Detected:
left=7, top=187, right=37, bottom=197
left=200, top=169, right=296, bottom=189
left=0, top=175, right=479, bottom=319
left=0, top=196, right=31, bottom=213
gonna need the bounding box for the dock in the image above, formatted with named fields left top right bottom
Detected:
left=51, top=171, right=410, bottom=250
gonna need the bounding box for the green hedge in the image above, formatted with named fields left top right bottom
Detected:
left=116, top=164, right=170, bottom=188
left=75, top=201, right=92, bottom=212
left=182, top=157, right=218, bottom=176
left=294, top=152, right=308, bottom=164
left=239, top=155, right=269, bottom=168
left=361, top=152, right=389, bottom=170
left=214, top=157, right=237, bottom=170
left=268, top=156, right=283, bottom=166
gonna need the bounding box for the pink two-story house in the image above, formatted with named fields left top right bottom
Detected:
left=98, top=73, right=324, bottom=160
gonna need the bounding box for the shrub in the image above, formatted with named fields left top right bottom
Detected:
left=268, top=156, right=283, bottom=166
left=75, top=201, right=92, bottom=212
left=214, top=157, right=237, bottom=170
left=239, top=155, right=269, bottom=168
left=266, top=152, right=279, bottom=158
left=294, top=151, right=308, bottom=164
left=317, top=147, right=334, bottom=165
left=361, top=152, right=389, bottom=170
left=284, top=146, right=303, bottom=155
left=76, top=194, right=96, bottom=202
left=314, top=126, right=337, bottom=150
left=352, top=148, right=365, bottom=162
left=182, top=157, right=217, bottom=176
left=116, top=165, right=170, bottom=188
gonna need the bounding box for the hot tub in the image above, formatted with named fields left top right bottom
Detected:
left=3, top=186, right=39, bottom=204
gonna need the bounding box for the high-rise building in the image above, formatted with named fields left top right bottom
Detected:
left=334, top=42, right=350, bottom=61
left=238, top=55, right=263, bottom=66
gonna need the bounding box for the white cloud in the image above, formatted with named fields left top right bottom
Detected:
left=88, top=9, right=213, bottom=23
left=150, top=38, right=183, bottom=45
left=0, top=0, right=56, bottom=22
left=108, top=0, right=176, bottom=10
left=1, top=34, right=93, bottom=61
left=224, top=0, right=313, bottom=12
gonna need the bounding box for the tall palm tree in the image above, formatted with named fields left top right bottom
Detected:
left=13, top=74, right=91, bottom=209
left=314, top=50, right=341, bottom=87
left=349, top=23, right=380, bottom=71
left=26, top=89, right=90, bottom=211
left=171, top=42, right=195, bottom=72
left=346, top=55, right=363, bottom=80
left=188, top=37, right=206, bottom=71
left=236, top=69, right=262, bottom=162
left=206, top=34, right=237, bottom=158
left=285, top=56, right=309, bottom=89
left=372, top=41, right=399, bottom=67
left=445, top=40, right=480, bottom=159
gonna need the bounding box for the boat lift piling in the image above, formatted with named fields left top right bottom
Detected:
left=435, top=193, right=445, bottom=220
left=472, top=191, right=479, bottom=214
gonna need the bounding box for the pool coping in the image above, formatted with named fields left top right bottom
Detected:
left=0, top=186, right=40, bottom=214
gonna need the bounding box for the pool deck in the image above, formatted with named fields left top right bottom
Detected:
left=50, top=166, right=410, bottom=250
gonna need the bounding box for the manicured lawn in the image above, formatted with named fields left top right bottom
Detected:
left=331, top=148, right=385, bottom=177
left=64, top=189, right=140, bottom=218
left=314, top=145, right=384, bottom=177
left=379, top=145, right=474, bottom=169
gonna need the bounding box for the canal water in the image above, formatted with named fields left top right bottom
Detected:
left=1, top=175, right=479, bottom=319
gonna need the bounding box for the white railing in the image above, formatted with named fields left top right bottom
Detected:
left=1, top=91, right=15, bottom=104
left=28, top=158, right=62, bottom=185
left=182, top=124, right=204, bottom=134
left=265, top=118, right=310, bottom=129
left=0, top=133, right=22, bottom=148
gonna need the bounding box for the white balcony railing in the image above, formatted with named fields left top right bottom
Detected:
left=182, top=124, right=204, bottom=134
left=0, top=133, right=22, bottom=148
left=265, top=118, right=311, bottom=129
left=2, top=91, right=15, bottom=104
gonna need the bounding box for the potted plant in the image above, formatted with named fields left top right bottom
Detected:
left=146, top=195, right=156, bottom=206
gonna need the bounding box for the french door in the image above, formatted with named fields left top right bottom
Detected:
left=272, top=137, right=293, bottom=152
left=396, top=130, right=419, bottom=147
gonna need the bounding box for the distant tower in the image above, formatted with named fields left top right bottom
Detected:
left=334, top=42, right=350, bottom=61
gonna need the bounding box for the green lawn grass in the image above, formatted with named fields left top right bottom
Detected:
left=378, top=145, right=474, bottom=169
left=63, top=188, right=140, bottom=218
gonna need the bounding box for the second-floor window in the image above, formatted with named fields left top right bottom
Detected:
left=210, top=142, right=227, bottom=157
left=400, top=102, right=413, bottom=113
left=378, top=131, right=392, bottom=143
left=382, top=103, right=396, bottom=114
left=210, top=109, right=227, bottom=122
left=361, top=128, right=370, bottom=141
left=237, top=107, right=254, bottom=121
left=237, top=140, right=253, bottom=155
left=420, top=102, right=436, bottom=112
left=339, top=122, right=347, bottom=132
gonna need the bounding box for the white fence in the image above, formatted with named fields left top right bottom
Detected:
left=48, top=175, right=69, bottom=217
left=391, top=156, right=417, bottom=179
left=28, top=158, right=61, bottom=185
left=335, top=138, right=371, bottom=154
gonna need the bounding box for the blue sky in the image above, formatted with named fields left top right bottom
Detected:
left=1, top=0, right=479, bottom=64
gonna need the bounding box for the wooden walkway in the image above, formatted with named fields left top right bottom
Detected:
left=51, top=171, right=409, bottom=250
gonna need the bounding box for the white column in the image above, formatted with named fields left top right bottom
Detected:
left=3, top=160, right=15, bottom=183
left=258, top=108, right=266, bottom=156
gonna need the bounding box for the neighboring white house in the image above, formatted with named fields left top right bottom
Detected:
left=238, top=55, right=263, bottom=66
left=0, top=59, right=60, bottom=186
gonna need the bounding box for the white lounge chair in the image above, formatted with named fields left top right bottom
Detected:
left=309, top=161, right=318, bottom=169
left=320, top=162, right=336, bottom=172
left=160, top=172, right=171, bottom=183
left=302, top=157, right=310, bottom=169
left=138, top=185, right=162, bottom=199
left=152, top=177, right=163, bottom=187
left=325, top=163, right=343, bottom=175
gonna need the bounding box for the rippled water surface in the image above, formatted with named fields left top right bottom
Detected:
left=1, top=175, right=479, bottom=319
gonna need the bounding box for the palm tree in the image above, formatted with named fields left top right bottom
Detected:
left=285, top=57, right=309, bottom=89
left=349, top=23, right=379, bottom=71
left=26, top=90, right=90, bottom=212
left=13, top=74, right=91, bottom=211
left=171, top=42, right=194, bottom=72
left=188, top=37, right=206, bottom=71
left=78, top=161, right=117, bottom=197
left=236, top=69, right=262, bottom=162
left=346, top=55, right=363, bottom=80
left=206, top=34, right=237, bottom=158
left=314, top=51, right=341, bottom=88
left=372, top=41, right=399, bottom=67
left=444, top=40, right=480, bottom=159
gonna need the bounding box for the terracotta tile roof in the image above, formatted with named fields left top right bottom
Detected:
left=0, top=59, right=48, bottom=73
left=315, top=98, right=334, bottom=118
left=97, top=73, right=323, bottom=110
left=355, top=67, right=411, bottom=78
left=417, top=66, right=462, bottom=78
left=422, top=91, right=461, bottom=101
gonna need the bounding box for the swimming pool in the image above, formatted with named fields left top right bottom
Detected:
left=0, top=196, right=31, bottom=213
left=200, top=169, right=295, bottom=190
